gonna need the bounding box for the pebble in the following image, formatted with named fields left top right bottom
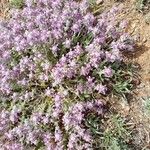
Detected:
left=145, top=12, right=150, bottom=24
left=142, top=37, right=147, bottom=43
left=96, top=0, right=103, bottom=5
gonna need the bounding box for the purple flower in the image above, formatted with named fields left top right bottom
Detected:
left=71, top=23, right=81, bottom=33
left=51, top=45, right=59, bottom=55
left=102, top=66, right=113, bottom=78
left=95, top=84, right=107, bottom=94
left=0, top=0, right=134, bottom=149
left=80, top=64, right=91, bottom=76
left=63, top=39, right=71, bottom=48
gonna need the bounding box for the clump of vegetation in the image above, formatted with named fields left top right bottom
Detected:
left=0, top=0, right=135, bottom=149
left=102, top=115, right=132, bottom=150
left=86, top=114, right=133, bottom=149
left=143, top=96, right=150, bottom=115
left=9, top=0, right=24, bottom=8
left=136, top=0, right=150, bottom=13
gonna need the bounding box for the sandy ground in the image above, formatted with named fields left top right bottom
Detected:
left=0, top=0, right=9, bottom=18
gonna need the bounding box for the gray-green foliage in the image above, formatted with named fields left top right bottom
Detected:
left=143, top=97, right=150, bottom=115
left=9, top=0, right=24, bottom=8
left=85, top=114, right=132, bottom=149
left=136, top=0, right=150, bottom=12
left=103, top=115, right=131, bottom=150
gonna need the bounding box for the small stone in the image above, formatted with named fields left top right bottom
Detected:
left=121, top=101, right=130, bottom=116
left=96, top=0, right=103, bottom=5
left=137, top=83, right=145, bottom=89
left=142, top=37, right=147, bottom=43
left=145, top=13, right=150, bottom=24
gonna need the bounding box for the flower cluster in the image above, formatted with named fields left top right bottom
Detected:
left=63, top=100, right=104, bottom=149
left=0, top=0, right=134, bottom=149
left=0, top=99, right=104, bottom=150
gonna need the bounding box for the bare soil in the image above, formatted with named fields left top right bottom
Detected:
left=0, top=0, right=9, bottom=19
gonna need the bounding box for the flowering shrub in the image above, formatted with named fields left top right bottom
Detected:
left=0, top=0, right=134, bottom=149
